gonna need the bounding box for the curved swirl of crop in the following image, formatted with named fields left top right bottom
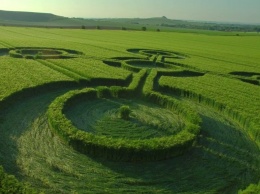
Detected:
left=45, top=48, right=203, bottom=162
left=47, top=87, right=201, bottom=162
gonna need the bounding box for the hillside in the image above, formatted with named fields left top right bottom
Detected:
left=0, top=10, right=259, bottom=33
left=0, top=10, right=65, bottom=22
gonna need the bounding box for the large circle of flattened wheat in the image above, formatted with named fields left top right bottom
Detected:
left=66, top=98, right=185, bottom=140
left=48, top=88, right=201, bottom=162
left=8, top=47, right=83, bottom=59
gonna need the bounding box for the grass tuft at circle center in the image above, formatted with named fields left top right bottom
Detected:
left=119, top=105, right=131, bottom=120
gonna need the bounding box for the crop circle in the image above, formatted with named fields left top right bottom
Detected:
left=47, top=88, right=201, bottom=162
left=103, top=48, right=187, bottom=72
left=127, top=48, right=187, bottom=59
left=66, top=98, right=185, bottom=140
left=8, top=47, right=83, bottom=59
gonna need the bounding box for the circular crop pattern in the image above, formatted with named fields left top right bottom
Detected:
left=1, top=43, right=259, bottom=193
left=127, top=48, right=187, bottom=59
left=8, top=47, right=83, bottom=59
left=103, top=48, right=188, bottom=72
left=66, top=98, right=184, bottom=139
left=47, top=87, right=201, bottom=162
left=45, top=48, right=202, bottom=162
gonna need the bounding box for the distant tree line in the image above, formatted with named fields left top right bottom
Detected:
left=161, top=23, right=260, bottom=32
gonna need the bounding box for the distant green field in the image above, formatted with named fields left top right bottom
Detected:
left=0, top=26, right=259, bottom=193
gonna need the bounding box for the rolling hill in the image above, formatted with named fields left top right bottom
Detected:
left=0, top=10, right=65, bottom=22
left=0, top=10, right=259, bottom=33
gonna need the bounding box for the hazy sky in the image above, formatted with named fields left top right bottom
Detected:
left=1, top=0, right=260, bottom=24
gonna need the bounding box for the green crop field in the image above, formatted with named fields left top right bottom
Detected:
left=0, top=26, right=259, bottom=193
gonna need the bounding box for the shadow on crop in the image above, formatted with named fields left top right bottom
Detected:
left=0, top=82, right=83, bottom=175
left=92, top=104, right=260, bottom=193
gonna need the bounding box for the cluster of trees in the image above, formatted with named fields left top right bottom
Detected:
left=81, top=25, right=101, bottom=29
left=81, top=25, right=161, bottom=32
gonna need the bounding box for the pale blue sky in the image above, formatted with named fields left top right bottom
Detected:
left=1, top=0, right=260, bottom=24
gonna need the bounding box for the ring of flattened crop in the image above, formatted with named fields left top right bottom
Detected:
left=8, top=47, right=83, bottom=59
left=47, top=88, right=201, bottom=162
